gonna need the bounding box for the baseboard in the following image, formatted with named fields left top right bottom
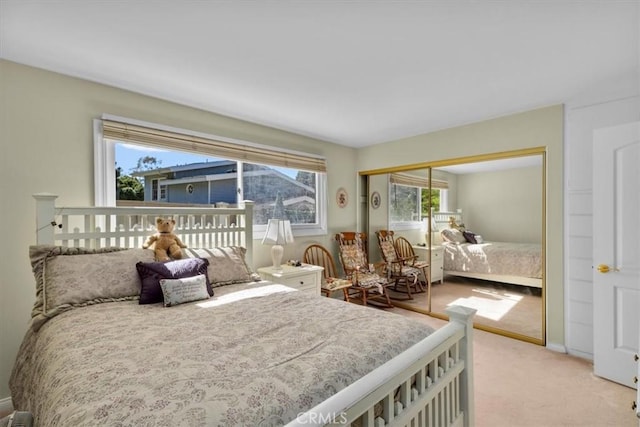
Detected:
left=566, top=348, right=594, bottom=361
left=546, top=341, right=567, bottom=353
left=0, top=396, right=14, bottom=418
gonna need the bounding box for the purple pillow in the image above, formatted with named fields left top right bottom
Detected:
left=136, top=258, right=212, bottom=304
left=463, top=231, right=477, bottom=244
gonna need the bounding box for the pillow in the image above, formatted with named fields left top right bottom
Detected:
left=159, top=274, right=210, bottom=307
left=29, top=245, right=155, bottom=331
left=463, top=231, right=477, bottom=244
left=136, top=257, right=212, bottom=304
left=379, top=240, right=398, bottom=262
left=338, top=245, right=367, bottom=271
left=182, top=246, right=260, bottom=286
left=440, top=228, right=467, bottom=244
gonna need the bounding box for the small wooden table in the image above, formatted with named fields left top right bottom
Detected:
left=321, top=278, right=352, bottom=301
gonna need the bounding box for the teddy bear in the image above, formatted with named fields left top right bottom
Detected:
left=448, top=216, right=466, bottom=231
left=142, top=217, right=187, bottom=262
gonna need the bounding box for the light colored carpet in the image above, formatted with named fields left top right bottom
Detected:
left=387, top=307, right=637, bottom=427
left=388, top=275, right=543, bottom=341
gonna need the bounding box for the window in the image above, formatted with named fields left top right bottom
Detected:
left=94, top=115, right=327, bottom=238
left=388, top=172, right=447, bottom=229
left=390, top=184, right=421, bottom=223
left=151, top=179, right=159, bottom=201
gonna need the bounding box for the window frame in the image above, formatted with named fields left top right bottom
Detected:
left=93, top=116, right=327, bottom=240
left=388, top=181, right=422, bottom=231
left=388, top=181, right=447, bottom=231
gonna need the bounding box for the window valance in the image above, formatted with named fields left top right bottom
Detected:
left=389, top=173, right=448, bottom=189
left=102, top=119, right=327, bottom=173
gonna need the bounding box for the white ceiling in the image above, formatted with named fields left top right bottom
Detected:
left=1, top=1, right=638, bottom=148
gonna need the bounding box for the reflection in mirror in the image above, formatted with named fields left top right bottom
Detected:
left=367, top=154, right=545, bottom=344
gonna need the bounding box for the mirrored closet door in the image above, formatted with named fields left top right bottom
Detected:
left=364, top=150, right=546, bottom=345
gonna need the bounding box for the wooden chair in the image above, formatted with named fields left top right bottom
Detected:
left=303, top=244, right=352, bottom=301
left=335, top=232, right=393, bottom=308
left=394, top=236, right=431, bottom=287
left=375, top=230, right=426, bottom=299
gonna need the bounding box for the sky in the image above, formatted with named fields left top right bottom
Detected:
left=115, top=143, right=218, bottom=174
left=115, top=142, right=298, bottom=178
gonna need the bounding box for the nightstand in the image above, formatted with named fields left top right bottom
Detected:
left=412, top=245, right=444, bottom=284
left=257, top=264, right=323, bottom=296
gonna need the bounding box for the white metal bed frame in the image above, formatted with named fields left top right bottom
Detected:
left=432, top=211, right=543, bottom=289
left=34, top=193, right=476, bottom=427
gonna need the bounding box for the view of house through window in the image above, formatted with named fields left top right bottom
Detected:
left=115, top=142, right=319, bottom=227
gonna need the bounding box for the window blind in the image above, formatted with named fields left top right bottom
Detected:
left=390, top=173, right=449, bottom=189
left=102, top=120, right=327, bottom=173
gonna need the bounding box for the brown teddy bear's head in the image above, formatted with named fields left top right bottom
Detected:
left=156, top=217, right=176, bottom=233
left=448, top=216, right=465, bottom=231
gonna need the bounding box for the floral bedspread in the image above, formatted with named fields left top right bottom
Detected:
left=443, top=241, right=542, bottom=278
left=10, top=282, right=433, bottom=426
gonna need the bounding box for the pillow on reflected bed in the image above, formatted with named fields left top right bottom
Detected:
left=440, top=228, right=467, bottom=244
left=28, top=245, right=155, bottom=331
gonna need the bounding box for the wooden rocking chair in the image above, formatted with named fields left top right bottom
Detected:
left=394, top=236, right=431, bottom=287
left=376, top=230, right=427, bottom=299
left=303, top=244, right=352, bottom=301
left=335, top=232, right=393, bottom=308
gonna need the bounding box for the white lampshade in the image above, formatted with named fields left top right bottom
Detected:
left=262, top=219, right=294, bottom=270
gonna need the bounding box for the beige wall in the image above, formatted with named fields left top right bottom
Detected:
left=457, top=166, right=543, bottom=244
left=0, top=60, right=358, bottom=399
left=356, top=105, right=564, bottom=346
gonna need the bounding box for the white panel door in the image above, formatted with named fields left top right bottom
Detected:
left=593, top=121, right=640, bottom=388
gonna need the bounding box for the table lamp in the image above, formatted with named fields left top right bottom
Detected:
left=262, top=219, right=294, bottom=270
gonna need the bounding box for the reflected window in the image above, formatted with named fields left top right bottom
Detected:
left=389, top=182, right=442, bottom=224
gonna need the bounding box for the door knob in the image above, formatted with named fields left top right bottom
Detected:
left=596, top=264, right=619, bottom=273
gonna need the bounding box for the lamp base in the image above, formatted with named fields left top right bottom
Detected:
left=271, top=244, right=284, bottom=270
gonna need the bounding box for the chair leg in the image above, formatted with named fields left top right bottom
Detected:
left=392, top=277, right=413, bottom=300
left=342, top=288, right=350, bottom=302
left=405, top=278, right=413, bottom=299
left=383, top=289, right=393, bottom=307
left=415, top=272, right=426, bottom=292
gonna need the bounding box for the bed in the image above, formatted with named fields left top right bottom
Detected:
left=433, top=212, right=543, bottom=289
left=9, top=194, right=476, bottom=426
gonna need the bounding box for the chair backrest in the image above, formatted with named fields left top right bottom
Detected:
left=375, top=230, right=399, bottom=264
left=303, top=244, right=338, bottom=280
left=394, top=236, right=416, bottom=261
left=335, top=232, right=369, bottom=275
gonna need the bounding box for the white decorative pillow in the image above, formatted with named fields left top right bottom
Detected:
left=159, top=274, right=210, bottom=307
left=441, top=228, right=467, bottom=244
left=182, top=246, right=261, bottom=286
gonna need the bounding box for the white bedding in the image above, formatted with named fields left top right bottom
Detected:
left=10, top=280, right=434, bottom=426
left=442, top=241, right=542, bottom=279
